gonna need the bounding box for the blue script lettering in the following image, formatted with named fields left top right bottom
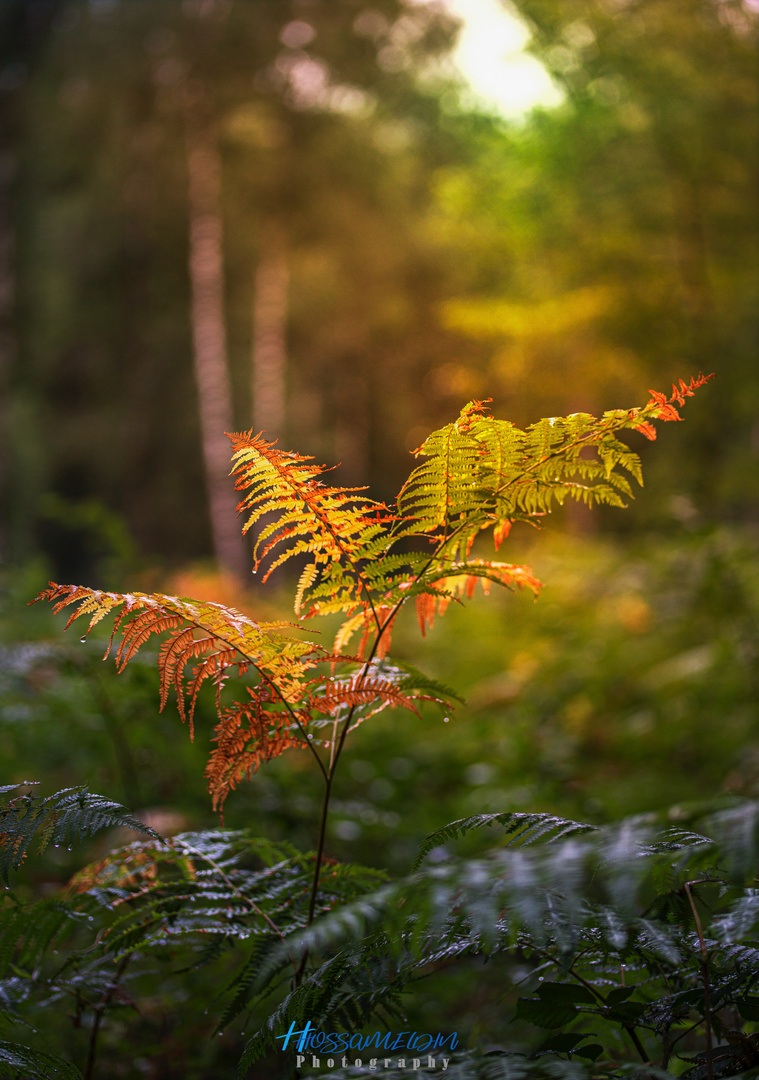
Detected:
left=276, top=1020, right=312, bottom=1052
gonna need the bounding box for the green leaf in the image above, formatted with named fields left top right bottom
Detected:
left=537, top=982, right=596, bottom=1006
left=0, top=786, right=158, bottom=885
left=532, top=1032, right=594, bottom=1055
left=515, top=997, right=580, bottom=1028
left=573, top=1044, right=604, bottom=1061
left=606, top=987, right=636, bottom=1006
left=737, top=997, right=759, bottom=1021
left=414, top=811, right=597, bottom=869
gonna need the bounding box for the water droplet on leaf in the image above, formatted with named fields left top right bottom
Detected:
left=80, top=636, right=87, bottom=644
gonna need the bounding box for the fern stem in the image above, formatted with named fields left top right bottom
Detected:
left=684, top=881, right=713, bottom=1080
left=83, top=951, right=131, bottom=1080
left=297, top=521, right=471, bottom=981
left=567, top=964, right=650, bottom=1064
left=296, top=767, right=336, bottom=986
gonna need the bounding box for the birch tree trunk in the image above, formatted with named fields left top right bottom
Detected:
left=251, top=217, right=288, bottom=436
left=185, top=86, right=245, bottom=579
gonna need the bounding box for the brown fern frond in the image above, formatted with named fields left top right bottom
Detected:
left=118, top=610, right=183, bottom=669
left=157, top=629, right=226, bottom=736
left=309, top=676, right=421, bottom=718
left=205, top=692, right=305, bottom=812
left=186, top=646, right=243, bottom=713
left=158, top=627, right=201, bottom=712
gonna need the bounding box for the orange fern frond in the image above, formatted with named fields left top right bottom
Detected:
left=410, top=561, right=543, bottom=638
left=635, top=372, right=715, bottom=437
left=33, top=584, right=320, bottom=735
left=186, top=645, right=244, bottom=713
left=228, top=430, right=393, bottom=581
left=415, top=591, right=438, bottom=638
left=493, top=519, right=512, bottom=551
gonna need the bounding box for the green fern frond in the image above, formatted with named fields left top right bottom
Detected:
left=397, top=400, right=489, bottom=537
left=239, top=941, right=407, bottom=1068
left=414, top=812, right=598, bottom=870
left=67, top=829, right=386, bottom=964
left=369, top=659, right=464, bottom=708
left=266, top=804, right=741, bottom=974
left=0, top=1041, right=82, bottom=1080
left=395, top=380, right=712, bottom=558
left=0, top=786, right=157, bottom=885
left=0, top=899, right=86, bottom=980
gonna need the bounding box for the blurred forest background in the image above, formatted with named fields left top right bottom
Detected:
left=0, top=0, right=758, bottom=870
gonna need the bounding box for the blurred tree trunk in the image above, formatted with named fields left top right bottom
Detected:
left=0, top=149, right=16, bottom=561
left=185, top=85, right=245, bottom=579
left=251, top=216, right=288, bottom=437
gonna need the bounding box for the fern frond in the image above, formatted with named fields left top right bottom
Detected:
left=397, top=400, right=489, bottom=537
left=228, top=430, right=393, bottom=586
left=0, top=899, right=85, bottom=979
left=309, top=675, right=422, bottom=718
left=34, top=582, right=320, bottom=730
left=370, top=659, right=464, bottom=708
left=408, top=561, right=544, bottom=635
left=266, top=804, right=736, bottom=978
left=332, top=603, right=398, bottom=660
left=239, top=937, right=406, bottom=1067
left=65, top=829, right=385, bottom=994
left=0, top=786, right=157, bottom=885
left=395, top=377, right=713, bottom=553
left=414, top=811, right=598, bottom=869
left=205, top=694, right=306, bottom=812
left=0, top=1041, right=82, bottom=1080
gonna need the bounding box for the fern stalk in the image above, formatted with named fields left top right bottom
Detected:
left=83, top=952, right=132, bottom=1080
left=685, top=880, right=714, bottom=1080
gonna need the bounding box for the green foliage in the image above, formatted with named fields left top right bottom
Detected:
left=238, top=800, right=759, bottom=1075
left=0, top=783, right=158, bottom=1080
